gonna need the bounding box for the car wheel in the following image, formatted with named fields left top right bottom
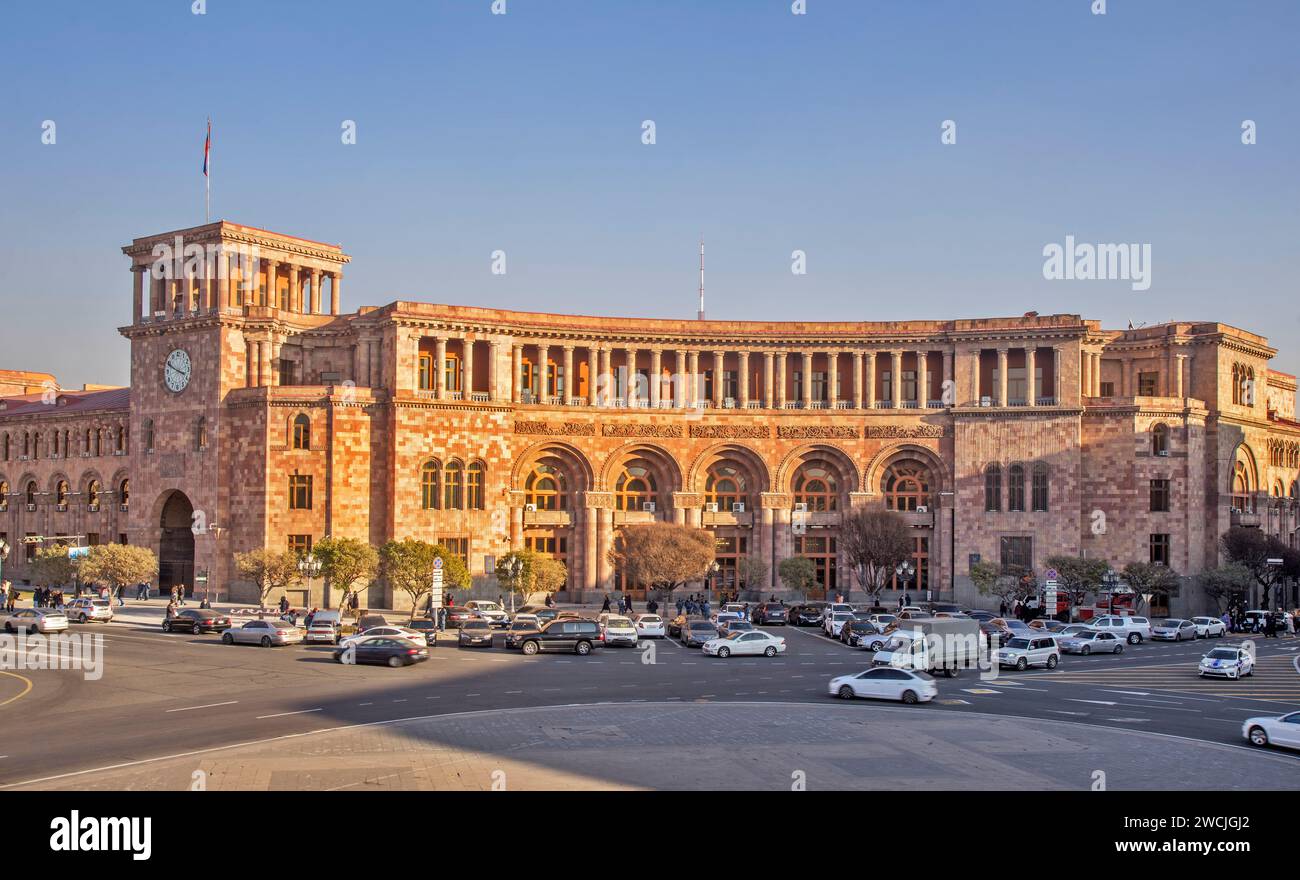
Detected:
left=717, top=647, right=731, bottom=658
left=1246, top=667, right=1254, bottom=677
left=79, top=614, right=88, bottom=624
left=1114, top=644, right=1123, bottom=654
left=3, top=623, right=11, bottom=634
left=869, top=641, right=883, bottom=652
left=575, top=640, right=591, bottom=656
left=388, top=656, right=403, bottom=668
left=1081, top=645, right=1090, bottom=656
left=1128, top=633, right=1141, bottom=644
left=260, top=636, right=272, bottom=647
left=521, top=640, right=539, bottom=656
left=221, top=632, right=234, bottom=645
left=764, top=646, right=777, bottom=657
left=1016, top=657, right=1027, bottom=671
left=163, top=621, right=172, bottom=633
left=838, top=685, right=855, bottom=700
left=1175, top=632, right=1182, bottom=642
left=1248, top=726, right=1269, bottom=747
left=900, top=690, right=918, bottom=705
left=1046, top=655, right=1058, bottom=669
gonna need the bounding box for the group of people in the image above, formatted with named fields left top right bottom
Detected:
left=601, top=593, right=645, bottom=615
left=1223, top=602, right=1296, bottom=636
left=674, top=594, right=712, bottom=617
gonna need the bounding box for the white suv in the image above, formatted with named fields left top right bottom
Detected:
left=1088, top=615, right=1151, bottom=645
left=824, top=611, right=855, bottom=638
left=995, top=635, right=1061, bottom=670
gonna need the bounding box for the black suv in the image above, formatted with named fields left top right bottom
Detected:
left=514, top=619, right=604, bottom=656
left=751, top=603, right=788, bottom=625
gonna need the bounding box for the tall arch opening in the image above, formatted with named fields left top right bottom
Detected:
left=157, top=490, right=195, bottom=596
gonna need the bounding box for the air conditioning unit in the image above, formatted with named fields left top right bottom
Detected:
left=794, top=502, right=809, bottom=513
left=980, top=396, right=992, bottom=407
left=56, top=504, right=67, bottom=512
left=731, top=502, right=746, bottom=514
left=119, top=504, right=129, bottom=512
left=524, top=503, right=537, bottom=513
left=642, top=502, right=656, bottom=513
left=916, top=505, right=929, bottom=513
left=1156, top=450, right=1169, bottom=457
left=26, top=504, right=36, bottom=512
left=705, top=502, right=719, bottom=513
left=88, top=504, right=100, bottom=513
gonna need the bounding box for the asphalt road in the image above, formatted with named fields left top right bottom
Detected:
left=3, top=619, right=1299, bottom=788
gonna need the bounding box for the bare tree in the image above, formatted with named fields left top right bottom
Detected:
left=607, top=522, right=714, bottom=606
left=839, top=508, right=912, bottom=604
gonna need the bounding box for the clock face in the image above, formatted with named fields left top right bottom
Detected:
left=164, top=349, right=192, bottom=393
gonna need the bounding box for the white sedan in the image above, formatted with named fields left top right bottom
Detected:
left=340, top=625, right=428, bottom=649
left=465, top=600, right=510, bottom=627
left=823, top=611, right=855, bottom=638
left=2, top=609, right=70, bottom=634
left=828, top=667, right=938, bottom=704
left=631, top=613, right=666, bottom=639
left=702, top=630, right=786, bottom=658
left=1191, top=616, right=1227, bottom=638
left=1244, top=712, right=1300, bottom=750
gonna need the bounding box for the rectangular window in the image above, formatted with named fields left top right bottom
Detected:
left=795, top=535, right=837, bottom=590
left=901, top=370, right=917, bottom=403
left=881, top=371, right=892, bottom=403
left=25, top=533, right=36, bottom=563
left=1150, top=479, right=1171, bottom=512
left=1008, top=466, right=1026, bottom=512
left=1000, top=536, right=1032, bottom=574
left=1031, top=465, right=1049, bottom=512
left=810, top=371, right=826, bottom=402
left=438, top=537, right=470, bottom=566
left=288, top=474, right=313, bottom=510
left=418, top=354, right=433, bottom=390
left=1150, top=533, right=1170, bottom=565
left=287, top=534, right=313, bottom=557
left=1138, top=372, right=1158, bottom=396
left=86, top=533, right=100, bottom=546
left=1099, top=381, right=1115, bottom=397
left=118, top=533, right=128, bottom=545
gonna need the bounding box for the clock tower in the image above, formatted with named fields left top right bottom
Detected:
left=120, top=221, right=349, bottom=597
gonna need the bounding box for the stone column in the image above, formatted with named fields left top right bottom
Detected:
left=892, top=350, right=904, bottom=409
left=488, top=341, right=500, bottom=400
left=583, top=507, right=598, bottom=592
left=1093, top=352, right=1102, bottom=397
left=288, top=265, right=301, bottom=312
left=650, top=350, right=662, bottom=407
left=588, top=347, right=599, bottom=405
left=1081, top=350, right=1092, bottom=399
left=673, top=350, right=687, bottom=407
left=131, top=266, right=144, bottom=324
left=996, top=348, right=1009, bottom=407
left=309, top=269, right=321, bottom=314
left=1120, top=356, right=1131, bottom=396
left=263, top=259, right=277, bottom=308
left=852, top=352, right=863, bottom=409
left=512, top=345, right=523, bottom=403
left=330, top=273, right=342, bottom=314
left=562, top=345, right=574, bottom=404
left=763, top=352, right=775, bottom=408
left=536, top=344, right=550, bottom=402
left=916, top=350, right=928, bottom=407
left=462, top=338, right=474, bottom=398
left=713, top=351, right=725, bottom=407
left=688, top=351, right=700, bottom=406
left=738, top=351, right=750, bottom=407
left=224, top=253, right=237, bottom=309
left=801, top=351, right=813, bottom=408
left=942, top=350, right=953, bottom=405
left=599, top=348, right=612, bottom=406
left=434, top=338, right=447, bottom=400
left=625, top=348, right=638, bottom=406
left=1025, top=347, right=1036, bottom=407
left=259, top=339, right=272, bottom=387
left=827, top=351, right=839, bottom=407
left=597, top=507, right=615, bottom=590
left=776, top=353, right=787, bottom=408
left=1175, top=353, right=1186, bottom=399
left=865, top=352, right=876, bottom=408
left=1052, top=347, right=1061, bottom=403
left=510, top=505, right=524, bottom=550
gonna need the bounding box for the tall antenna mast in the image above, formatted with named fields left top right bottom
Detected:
left=697, top=235, right=705, bottom=320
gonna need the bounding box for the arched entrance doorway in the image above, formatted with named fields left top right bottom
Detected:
left=157, top=491, right=195, bottom=597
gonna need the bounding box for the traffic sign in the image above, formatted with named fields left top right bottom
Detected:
left=430, top=558, right=444, bottom=611
left=433, top=557, right=443, bottom=570
left=1045, top=568, right=1059, bottom=581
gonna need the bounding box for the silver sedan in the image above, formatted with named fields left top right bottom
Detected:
left=1151, top=618, right=1198, bottom=641
left=1059, top=630, right=1124, bottom=655
left=2, top=608, right=70, bottom=634
left=221, top=619, right=303, bottom=647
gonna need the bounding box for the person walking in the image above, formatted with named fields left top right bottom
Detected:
left=601, top=594, right=611, bottom=613
left=279, top=595, right=290, bottom=615
left=1265, top=612, right=1278, bottom=639
left=165, top=599, right=176, bottom=620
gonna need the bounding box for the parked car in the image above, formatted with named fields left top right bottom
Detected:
left=867, top=613, right=898, bottom=630
left=680, top=618, right=720, bottom=647
left=597, top=614, right=639, bottom=646
left=2, top=608, right=69, bottom=634
left=505, top=618, right=540, bottom=649
left=1151, top=618, right=1198, bottom=642
left=1058, top=629, right=1124, bottom=655
left=995, top=635, right=1060, bottom=670
left=221, top=619, right=303, bottom=647
left=929, top=603, right=964, bottom=615
left=965, top=610, right=997, bottom=622
left=465, top=600, right=510, bottom=627
left=844, top=620, right=889, bottom=650
left=789, top=605, right=825, bottom=627
left=356, top=613, right=388, bottom=632
left=667, top=613, right=688, bottom=637
left=751, top=603, right=788, bottom=625
left=1028, top=619, right=1068, bottom=633
left=823, top=611, right=855, bottom=638
left=334, top=636, right=429, bottom=667
left=702, top=630, right=786, bottom=658
left=458, top=619, right=496, bottom=648
left=1191, top=616, right=1227, bottom=638
left=404, top=618, right=440, bottom=644
left=442, top=606, right=477, bottom=628
left=718, top=619, right=755, bottom=636
left=66, top=598, right=114, bottom=623
left=1243, top=712, right=1300, bottom=750
left=820, top=603, right=855, bottom=622
left=305, top=620, right=341, bottom=644
left=631, top=613, right=666, bottom=639
left=1087, top=615, right=1152, bottom=644
left=828, top=667, right=937, bottom=704
left=1199, top=645, right=1254, bottom=679
left=1243, top=609, right=1288, bottom=633
left=163, top=608, right=232, bottom=634
left=513, top=618, right=604, bottom=655
left=341, top=625, right=428, bottom=649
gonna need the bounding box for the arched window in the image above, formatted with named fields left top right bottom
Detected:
left=292, top=414, right=310, bottom=450
left=1151, top=423, right=1169, bottom=456
left=94, top=428, right=102, bottom=457
left=195, top=417, right=207, bottom=451
left=793, top=463, right=838, bottom=511
left=26, top=481, right=38, bottom=505
left=32, top=433, right=41, bottom=460
left=615, top=464, right=656, bottom=511
left=1031, top=462, right=1049, bottom=512
left=1, top=434, right=7, bottom=461
left=420, top=461, right=440, bottom=510
left=1231, top=364, right=1241, bottom=405
left=705, top=465, right=746, bottom=510
left=56, top=480, right=69, bottom=507
left=116, top=426, right=126, bottom=454
left=1232, top=460, right=1252, bottom=512
left=984, top=464, right=1002, bottom=512
left=525, top=463, right=566, bottom=510
left=1008, top=464, right=1026, bottom=512
left=87, top=480, right=101, bottom=508
left=466, top=461, right=485, bottom=510
left=443, top=460, right=464, bottom=510
left=883, top=461, right=931, bottom=511
left=143, top=420, right=154, bottom=453
left=119, top=479, right=130, bottom=509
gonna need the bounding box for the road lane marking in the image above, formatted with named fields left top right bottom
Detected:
left=255, top=708, right=322, bottom=719
left=1069, top=699, right=1117, bottom=706
left=0, top=671, right=34, bottom=708
left=165, top=701, right=238, bottom=713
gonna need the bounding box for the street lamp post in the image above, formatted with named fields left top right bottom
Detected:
left=298, top=554, right=322, bottom=611
left=707, top=560, right=720, bottom=604
left=207, top=523, right=226, bottom=605
left=1103, top=569, right=1119, bottom=616
left=895, top=560, right=916, bottom=604
left=504, top=555, right=523, bottom=613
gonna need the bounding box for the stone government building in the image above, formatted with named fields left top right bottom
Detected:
left=1, top=221, right=1298, bottom=612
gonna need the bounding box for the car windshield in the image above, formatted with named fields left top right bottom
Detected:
left=1006, top=638, right=1031, bottom=649
left=689, top=622, right=715, bottom=631
left=269, top=621, right=296, bottom=630
left=1159, top=619, right=1183, bottom=627
left=1206, top=649, right=1239, bottom=660
left=722, top=631, right=745, bottom=640
left=475, top=602, right=502, bottom=611
left=463, top=621, right=490, bottom=630
left=638, top=616, right=661, bottom=623
left=606, top=617, right=632, bottom=627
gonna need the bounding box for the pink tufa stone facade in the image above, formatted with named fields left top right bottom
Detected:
left=0, top=222, right=1297, bottom=614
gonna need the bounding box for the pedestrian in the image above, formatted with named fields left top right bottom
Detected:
left=1265, top=613, right=1278, bottom=639
left=675, top=597, right=684, bottom=615
left=545, top=593, right=554, bottom=608
left=165, top=599, right=176, bottom=620
left=115, top=585, right=125, bottom=607
left=601, top=594, right=611, bottom=612
left=999, top=600, right=1008, bottom=617
left=305, top=608, right=317, bottom=628
left=897, top=594, right=904, bottom=611
left=1287, top=612, right=1296, bottom=636
left=279, top=595, right=290, bottom=614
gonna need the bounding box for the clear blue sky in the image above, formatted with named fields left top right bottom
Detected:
left=1, top=0, right=1297, bottom=388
